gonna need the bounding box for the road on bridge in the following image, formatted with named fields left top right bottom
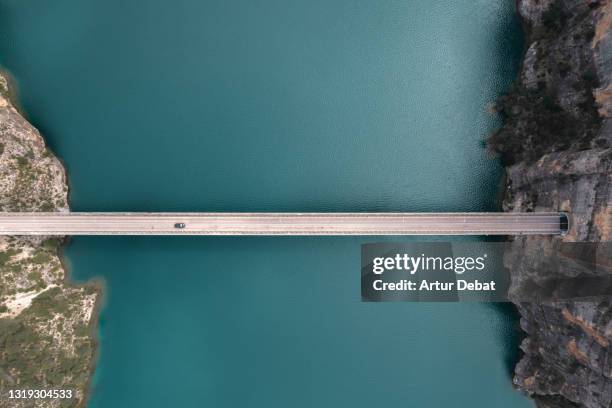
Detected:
left=0, top=212, right=568, bottom=236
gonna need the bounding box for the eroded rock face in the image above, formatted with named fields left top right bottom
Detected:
left=491, top=1, right=612, bottom=407
left=0, top=72, right=99, bottom=408
left=0, top=74, right=68, bottom=213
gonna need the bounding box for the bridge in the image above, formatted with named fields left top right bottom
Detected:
left=0, top=212, right=569, bottom=236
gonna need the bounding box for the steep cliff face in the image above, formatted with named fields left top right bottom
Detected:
left=0, top=72, right=99, bottom=408
left=489, top=1, right=611, bottom=407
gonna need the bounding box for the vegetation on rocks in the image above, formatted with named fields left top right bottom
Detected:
left=488, top=0, right=605, bottom=165
left=0, top=72, right=100, bottom=408
left=489, top=1, right=611, bottom=407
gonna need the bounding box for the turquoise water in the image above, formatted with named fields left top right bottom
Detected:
left=0, top=0, right=531, bottom=406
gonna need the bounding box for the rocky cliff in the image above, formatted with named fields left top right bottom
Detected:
left=489, top=0, right=611, bottom=407
left=0, top=72, right=99, bottom=408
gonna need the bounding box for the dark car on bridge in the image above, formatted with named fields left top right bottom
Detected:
left=174, top=223, right=186, bottom=229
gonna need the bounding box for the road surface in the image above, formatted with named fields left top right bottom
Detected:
left=0, top=212, right=568, bottom=235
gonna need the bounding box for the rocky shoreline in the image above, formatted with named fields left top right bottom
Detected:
left=489, top=1, right=611, bottom=407
left=0, top=72, right=100, bottom=408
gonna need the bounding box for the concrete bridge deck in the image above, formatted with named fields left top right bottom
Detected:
left=0, top=212, right=568, bottom=236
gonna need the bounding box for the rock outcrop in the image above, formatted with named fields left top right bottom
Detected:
left=0, top=72, right=99, bottom=408
left=489, top=1, right=611, bottom=407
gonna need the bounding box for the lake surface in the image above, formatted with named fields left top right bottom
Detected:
left=0, top=0, right=531, bottom=406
